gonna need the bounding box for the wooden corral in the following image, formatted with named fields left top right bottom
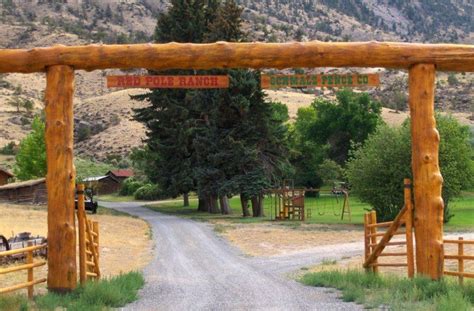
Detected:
left=0, top=178, right=47, bottom=204
left=0, top=41, right=472, bottom=291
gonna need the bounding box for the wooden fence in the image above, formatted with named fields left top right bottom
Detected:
left=444, top=238, right=474, bottom=285
left=0, top=243, right=47, bottom=298
left=77, top=184, right=100, bottom=284
left=363, top=179, right=415, bottom=277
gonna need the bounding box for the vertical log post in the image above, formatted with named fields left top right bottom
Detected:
left=26, top=242, right=33, bottom=299
left=364, top=213, right=370, bottom=271
left=77, top=184, right=87, bottom=285
left=404, top=179, right=415, bottom=278
left=458, top=237, right=464, bottom=285
left=409, top=63, right=444, bottom=280
left=45, top=65, right=77, bottom=292
left=369, top=211, right=379, bottom=273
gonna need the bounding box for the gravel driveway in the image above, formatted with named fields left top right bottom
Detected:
left=100, top=201, right=362, bottom=311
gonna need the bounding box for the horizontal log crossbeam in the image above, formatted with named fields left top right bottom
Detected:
left=0, top=42, right=473, bottom=73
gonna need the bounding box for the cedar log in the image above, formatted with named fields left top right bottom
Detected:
left=0, top=42, right=473, bottom=73
left=45, top=65, right=77, bottom=292
left=77, top=184, right=87, bottom=285
left=409, top=63, right=444, bottom=280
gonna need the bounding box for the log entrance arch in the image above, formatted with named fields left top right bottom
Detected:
left=0, top=41, right=473, bottom=292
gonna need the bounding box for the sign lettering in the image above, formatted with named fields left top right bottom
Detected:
left=107, top=75, right=230, bottom=89
left=261, top=74, right=380, bottom=89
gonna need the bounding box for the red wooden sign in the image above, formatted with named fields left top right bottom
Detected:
left=107, top=75, right=229, bottom=89
left=261, top=74, right=380, bottom=89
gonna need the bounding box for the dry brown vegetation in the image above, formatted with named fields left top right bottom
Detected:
left=0, top=203, right=152, bottom=295
left=216, top=221, right=362, bottom=257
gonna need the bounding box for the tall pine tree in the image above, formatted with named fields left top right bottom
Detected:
left=134, top=0, right=289, bottom=215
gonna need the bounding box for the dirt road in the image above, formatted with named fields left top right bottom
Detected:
left=100, top=201, right=362, bottom=311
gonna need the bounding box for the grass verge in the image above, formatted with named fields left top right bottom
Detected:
left=300, top=270, right=474, bottom=310
left=97, top=194, right=136, bottom=202
left=0, top=271, right=144, bottom=311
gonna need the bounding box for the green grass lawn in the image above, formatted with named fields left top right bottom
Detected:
left=445, top=192, right=474, bottom=231
left=148, top=194, right=370, bottom=226
left=148, top=192, right=474, bottom=229
left=300, top=270, right=474, bottom=310
left=97, top=194, right=136, bottom=202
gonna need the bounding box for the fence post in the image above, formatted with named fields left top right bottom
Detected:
left=369, top=211, right=378, bottom=273
left=364, top=213, right=370, bottom=270
left=458, top=237, right=464, bottom=285
left=404, top=179, right=415, bottom=278
left=77, top=184, right=86, bottom=285
left=26, top=242, right=33, bottom=299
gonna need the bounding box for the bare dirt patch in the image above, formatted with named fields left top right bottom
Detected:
left=0, top=203, right=152, bottom=294
left=217, top=222, right=363, bottom=257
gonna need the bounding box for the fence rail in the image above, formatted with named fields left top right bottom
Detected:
left=0, top=243, right=47, bottom=298
left=444, top=237, right=474, bottom=284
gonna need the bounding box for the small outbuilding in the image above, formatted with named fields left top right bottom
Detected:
left=106, top=169, right=134, bottom=183
left=83, top=175, right=121, bottom=195
left=0, top=178, right=47, bottom=204
left=0, top=168, right=13, bottom=186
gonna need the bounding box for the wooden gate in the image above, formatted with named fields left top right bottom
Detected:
left=0, top=41, right=472, bottom=290
left=77, top=184, right=100, bottom=284
left=363, top=179, right=415, bottom=278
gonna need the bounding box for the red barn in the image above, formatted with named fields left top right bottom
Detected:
left=106, top=169, right=134, bottom=183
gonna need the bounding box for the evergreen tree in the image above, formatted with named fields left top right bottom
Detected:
left=134, top=0, right=289, bottom=215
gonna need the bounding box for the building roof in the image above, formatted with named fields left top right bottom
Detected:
left=0, top=178, right=45, bottom=190
left=107, top=169, right=134, bottom=178
left=83, top=175, right=119, bottom=183
left=83, top=176, right=109, bottom=182
left=0, top=168, right=14, bottom=178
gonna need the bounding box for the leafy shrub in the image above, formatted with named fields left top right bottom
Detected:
left=0, top=141, right=17, bottom=155
left=347, top=115, right=473, bottom=222
left=77, top=126, right=91, bottom=142
left=134, top=184, right=163, bottom=200
left=119, top=177, right=145, bottom=196
left=318, top=159, right=344, bottom=185
left=14, top=116, right=46, bottom=180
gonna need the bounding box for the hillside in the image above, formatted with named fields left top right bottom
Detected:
left=0, top=0, right=472, bottom=161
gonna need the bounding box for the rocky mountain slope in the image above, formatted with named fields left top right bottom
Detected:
left=0, top=0, right=472, bottom=161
